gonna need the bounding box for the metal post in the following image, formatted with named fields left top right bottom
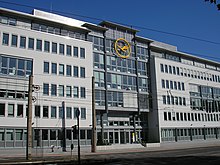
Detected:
left=26, top=75, right=33, bottom=160
left=91, top=76, right=97, bottom=152
left=76, top=108, right=80, bottom=165
left=62, top=101, right=66, bottom=152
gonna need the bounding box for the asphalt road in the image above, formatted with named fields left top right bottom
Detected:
left=88, top=146, right=220, bottom=165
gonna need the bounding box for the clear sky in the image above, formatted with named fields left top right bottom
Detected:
left=0, top=0, right=220, bottom=62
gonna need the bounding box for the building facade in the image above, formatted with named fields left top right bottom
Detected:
left=0, top=7, right=220, bottom=149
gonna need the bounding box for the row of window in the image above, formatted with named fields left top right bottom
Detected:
left=162, top=95, right=186, bottom=106
left=0, top=103, right=86, bottom=119
left=2, top=32, right=86, bottom=58
left=0, top=128, right=91, bottom=141
left=0, top=89, right=28, bottom=100
left=0, top=55, right=32, bottom=78
left=43, top=83, right=86, bottom=98
left=164, top=111, right=220, bottom=122
left=161, top=79, right=185, bottom=91
left=43, top=62, right=85, bottom=78
left=160, top=63, right=220, bottom=83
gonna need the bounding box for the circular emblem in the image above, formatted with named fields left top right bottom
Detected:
left=114, top=38, right=131, bottom=59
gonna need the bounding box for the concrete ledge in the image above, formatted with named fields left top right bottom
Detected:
left=97, top=144, right=144, bottom=150
left=146, top=143, right=160, bottom=148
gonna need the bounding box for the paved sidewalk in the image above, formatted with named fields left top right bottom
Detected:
left=0, top=139, right=220, bottom=164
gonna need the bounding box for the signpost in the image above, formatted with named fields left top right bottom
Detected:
left=76, top=108, right=80, bottom=165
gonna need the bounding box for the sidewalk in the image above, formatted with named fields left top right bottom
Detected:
left=0, top=139, right=220, bottom=164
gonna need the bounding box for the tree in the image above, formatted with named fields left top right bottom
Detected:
left=205, top=0, right=220, bottom=10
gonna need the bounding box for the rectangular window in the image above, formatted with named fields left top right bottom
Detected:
left=35, top=105, right=40, bottom=117
left=20, top=36, right=26, bottom=48
left=66, top=65, right=72, bottom=76
left=28, top=38, right=34, bottom=49
left=73, top=46, right=78, bottom=57
left=66, top=45, right=72, bottom=56
left=59, top=64, right=64, bottom=75
left=51, top=106, right=57, bottom=118
left=43, top=106, right=49, bottom=118
left=43, top=62, right=49, bottom=73
left=11, top=34, right=18, bottom=47
left=42, top=130, right=48, bottom=140
left=17, top=104, right=23, bottom=117
left=166, top=80, right=169, bottom=89
left=6, top=129, right=13, bottom=140
left=80, top=47, right=85, bottom=58
left=182, top=82, right=185, bottom=91
left=178, top=82, right=181, bottom=90
left=74, top=66, right=79, bottom=77
left=66, top=86, right=72, bottom=97
left=36, top=39, right=42, bottom=51
left=50, top=130, right=56, bottom=140
left=74, top=107, right=79, bottom=118
left=162, top=95, right=166, bottom=104
left=59, top=44, right=64, bottom=55
left=80, top=87, right=86, bottom=98
left=160, top=64, right=164, bottom=72
left=161, top=79, right=165, bottom=88
left=73, top=86, right=79, bottom=98
left=165, top=65, right=168, bottom=73
left=8, top=104, right=14, bottom=117
left=164, top=112, right=167, bottom=121
left=59, top=85, right=64, bottom=97
left=51, top=63, right=57, bottom=74
left=59, top=107, right=63, bottom=118
left=52, top=42, right=57, bottom=53
left=43, top=83, right=49, bottom=95
left=51, top=84, right=57, bottom=96
left=66, top=107, right=72, bottom=119
left=80, top=67, right=85, bottom=78
left=81, top=108, right=86, bottom=119
left=44, top=41, right=50, bottom=52
left=170, top=81, right=173, bottom=89
left=0, top=103, right=5, bottom=116
left=15, top=129, right=23, bottom=140
left=2, top=33, right=9, bottom=45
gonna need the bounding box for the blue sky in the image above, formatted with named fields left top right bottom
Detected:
left=1, top=0, right=220, bottom=61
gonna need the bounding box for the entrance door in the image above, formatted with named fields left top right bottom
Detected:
left=120, top=131, right=125, bottom=144
left=114, top=132, right=119, bottom=143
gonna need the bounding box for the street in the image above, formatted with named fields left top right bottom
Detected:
left=85, top=146, right=220, bottom=165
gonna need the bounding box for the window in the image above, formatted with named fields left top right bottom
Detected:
left=161, top=79, right=165, bottom=88
left=11, top=34, right=18, bottom=47
left=15, top=129, right=23, bottom=140
left=74, top=86, right=79, bottom=98
left=51, top=106, right=57, bottom=118
left=80, top=87, right=86, bottom=98
left=66, top=65, right=71, bottom=76
left=74, top=107, right=79, bottom=118
left=51, top=84, right=57, bottom=96
left=74, top=66, right=79, bottom=77
left=59, top=64, right=64, bottom=75
left=182, top=82, right=185, bottom=91
left=66, top=107, right=72, bottom=119
left=17, top=104, right=23, bottom=117
left=160, top=64, right=164, bottom=72
left=19, top=36, right=26, bottom=48
left=42, top=130, right=48, bottom=140
left=81, top=108, right=86, bottom=119
left=51, top=63, right=57, bottom=74
left=170, top=81, right=173, bottom=89
left=178, top=82, right=181, bottom=90
left=80, top=47, right=85, bottom=58
left=59, top=44, right=64, bottom=55
left=43, top=83, right=49, bottom=95
left=166, top=80, right=169, bottom=89
left=6, top=129, right=13, bottom=140
left=52, top=42, right=57, bottom=53
left=165, top=64, right=168, bottom=73
left=28, top=38, right=34, bottom=49
left=59, top=85, right=64, bottom=97
left=50, top=130, right=56, bottom=140
left=66, top=86, right=72, bottom=97
left=35, top=105, right=40, bottom=117
left=44, top=41, right=50, bottom=52
left=43, top=62, right=49, bottom=73
left=59, top=107, right=63, bottom=118
left=164, top=112, right=167, bottom=121
left=66, top=45, right=72, bottom=56
left=8, top=104, right=14, bottom=117
left=162, top=95, right=166, bottom=104
left=80, top=67, right=85, bottom=78
left=2, top=33, right=9, bottom=45
left=43, top=106, right=49, bottom=118
left=0, top=103, right=5, bottom=116
left=73, top=46, right=78, bottom=57
left=36, top=39, right=42, bottom=51
left=174, top=81, right=177, bottom=90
